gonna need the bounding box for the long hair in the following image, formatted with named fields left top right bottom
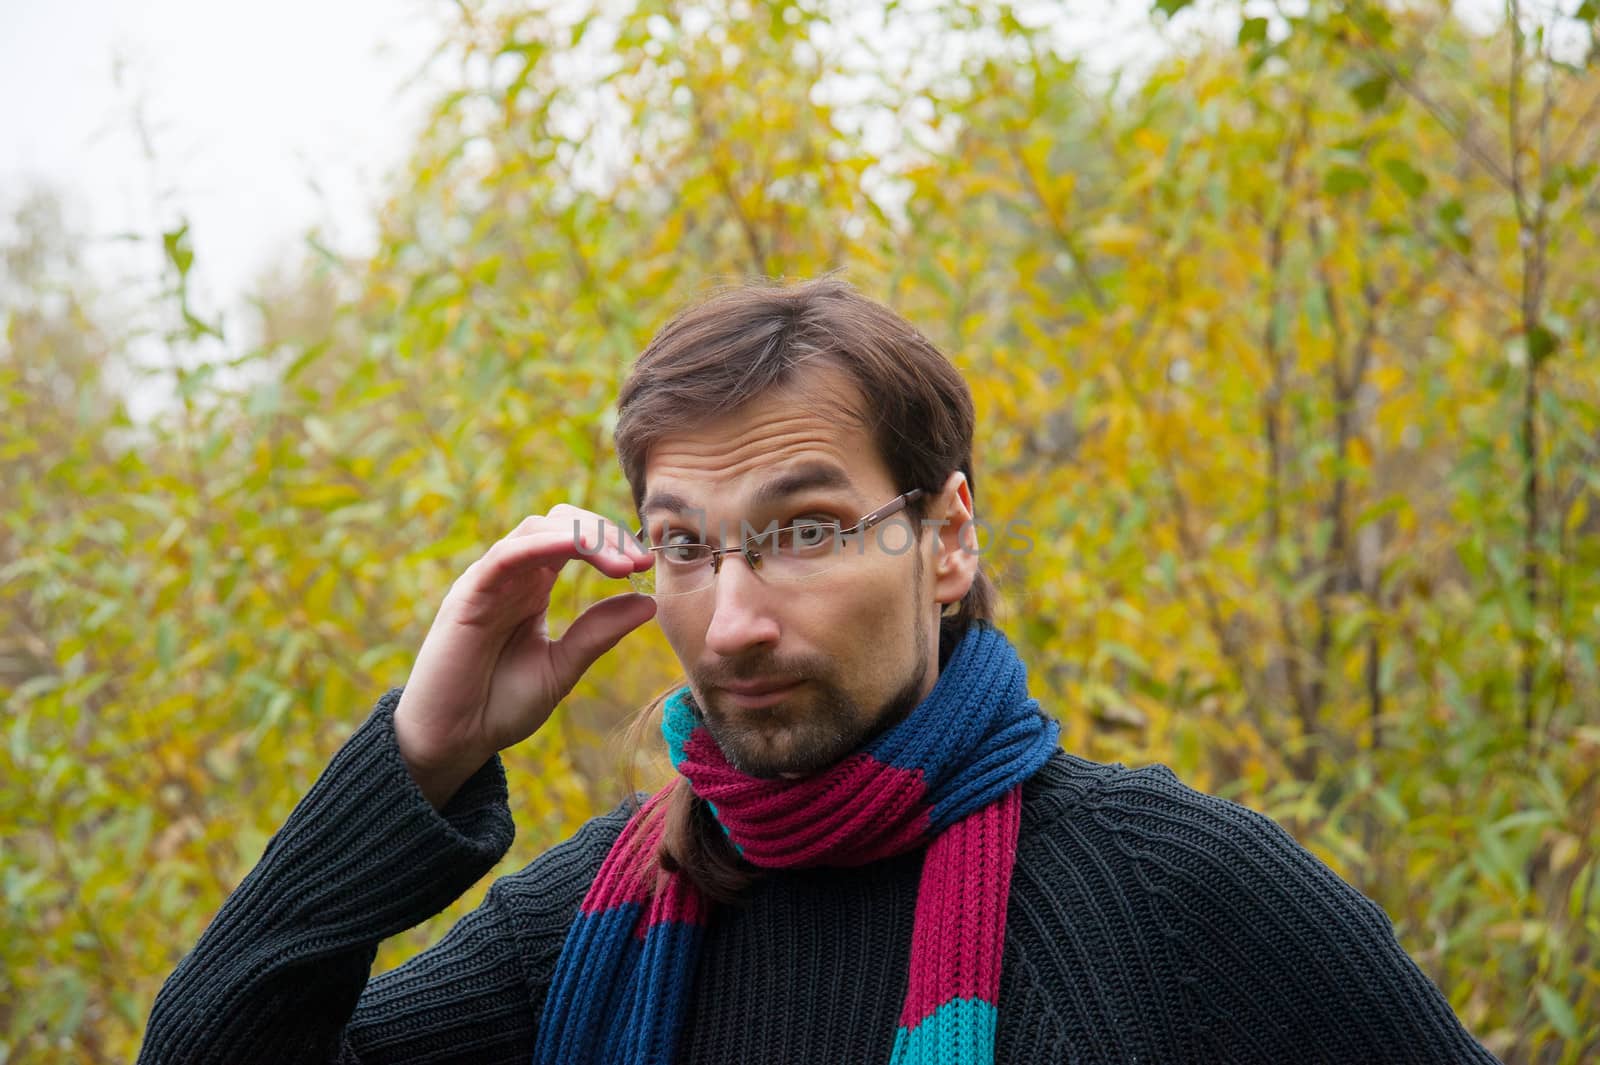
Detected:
left=612, top=276, right=995, bottom=903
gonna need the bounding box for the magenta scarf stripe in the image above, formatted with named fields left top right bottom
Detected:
left=533, top=620, right=1061, bottom=1065
left=898, top=788, right=1020, bottom=1029
left=680, top=729, right=932, bottom=866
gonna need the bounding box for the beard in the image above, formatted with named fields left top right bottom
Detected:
left=691, top=590, right=933, bottom=779
left=694, top=666, right=927, bottom=779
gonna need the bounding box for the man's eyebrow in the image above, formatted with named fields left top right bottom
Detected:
left=640, top=461, right=856, bottom=516
left=639, top=488, right=695, bottom=517
left=751, top=461, right=855, bottom=507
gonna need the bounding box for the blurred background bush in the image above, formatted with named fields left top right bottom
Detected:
left=2, top=0, right=1597, bottom=1061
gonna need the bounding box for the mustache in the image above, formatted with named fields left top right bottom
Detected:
left=698, top=659, right=819, bottom=687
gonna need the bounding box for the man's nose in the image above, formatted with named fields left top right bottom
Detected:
left=702, top=552, right=781, bottom=657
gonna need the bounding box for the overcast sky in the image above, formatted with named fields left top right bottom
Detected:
left=0, top=1, right=1178, bottom=330
left=1, top=0, right=1520, bottom=353
left=1, top=0, right=446, bottom=322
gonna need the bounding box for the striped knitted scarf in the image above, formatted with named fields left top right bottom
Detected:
left=532, top=620, right=1061, bottom=1065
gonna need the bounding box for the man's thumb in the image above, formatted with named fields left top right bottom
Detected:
left=548, top=592, right=657, bottom=686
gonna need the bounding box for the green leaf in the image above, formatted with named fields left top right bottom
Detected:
left=1239, top=17, right=1268, bottom=45
left=1245, top=41, right=1277, bottom=73
left=183, top=307, right=224, bottom=341
left=162, top=224, right=194, bottom=280
left=1348, top=4, right=1395, bottom=45
left=50, top=970, right=89, bottom=1037
left=1381, top=157, right=1429, bottom=199
left=1323, top=166, right=1371, bottom=196
left=1350, top=74, right=1392, bottom=111
left=1372, top=785, right=1406, bottom=822
left=1535, top=984, right=1579, bottom=1041
left=1154, top=0, right=1193, bottom=16
left=156, top=615, right=177, bottom=671
left=1436, top=198, right=1472, bottom=253
left=1527, top=323, right=1559, bottom=364
left=1572, top=860, right=1596, bottom=921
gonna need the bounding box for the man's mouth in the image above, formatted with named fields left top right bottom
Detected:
left=719, top=678, right=804, bottom=709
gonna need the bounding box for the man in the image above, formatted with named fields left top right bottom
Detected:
left=139, top=278, right=1499, bottom=1063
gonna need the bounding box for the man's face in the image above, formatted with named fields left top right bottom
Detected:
left=639, top=366, right=950, bottom=779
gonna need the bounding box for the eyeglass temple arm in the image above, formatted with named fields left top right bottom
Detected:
left=857, top=488, right=924, bottom=532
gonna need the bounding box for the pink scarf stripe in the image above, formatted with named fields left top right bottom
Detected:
left=578, top=789, right=679, bottom=916
left=576, top=785, right=714, bottom=940
left=898, top=785, right=1023, bottom=1030
left=638, top=857, right=712, bottom=936
left=681, top=729, right=932, bottom=866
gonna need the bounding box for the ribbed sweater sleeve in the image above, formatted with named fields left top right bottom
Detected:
left=138, top=688, right=519, bottom=1064
left=1100, top=764, right=1501, bottom=1063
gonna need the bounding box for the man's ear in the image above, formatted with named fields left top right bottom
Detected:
left=928, top=470, right=979, bottom=609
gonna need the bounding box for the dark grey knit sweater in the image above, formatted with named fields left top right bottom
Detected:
left=138, top=688, right=1499, bottom=1063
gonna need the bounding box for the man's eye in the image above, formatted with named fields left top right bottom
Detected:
left=781, top=517, right=844, bottom=550
left=793, top=523, right=830, bottom=546
left=656, top=531, right=708, bottom=565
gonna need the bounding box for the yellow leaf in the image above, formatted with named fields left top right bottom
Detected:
left=1086, top=221, right=1144, bottom=256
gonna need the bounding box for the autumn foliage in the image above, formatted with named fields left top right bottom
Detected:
left=2, top=1, right=1597, bottom=1061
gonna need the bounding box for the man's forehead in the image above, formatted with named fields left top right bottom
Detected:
left=636, top=363, right=886, bottom=517
left=640, top=459, right=862, bottom=516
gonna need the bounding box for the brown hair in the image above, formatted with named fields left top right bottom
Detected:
left=611, top=276, right=995, bottom=903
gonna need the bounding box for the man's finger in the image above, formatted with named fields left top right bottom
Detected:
left=482, top=521, right=645, bottom=581
left=507, top=511, right=646, bottom=555
left=546, top=592, right=658, bottom=690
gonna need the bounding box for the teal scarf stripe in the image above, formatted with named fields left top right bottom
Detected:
left=661, top=692, right=741, bottom=854
left=890, top=998, right=999, bottom=1064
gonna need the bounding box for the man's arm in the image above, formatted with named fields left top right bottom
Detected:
left=138, top=501, right=657, bottom=1064
left=137, top=688, right=520, bottom=1065
left=1112, top=764, right=1502, bottom=1064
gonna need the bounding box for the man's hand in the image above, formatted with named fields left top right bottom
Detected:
left=393, top=505, right=656, bottom=809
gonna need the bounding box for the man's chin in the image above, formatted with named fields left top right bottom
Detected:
left=697, top=686, right=865, bottom=778
left=716, top=737, right=808, bottom=780
left=713, top=726, right=843, bottom=780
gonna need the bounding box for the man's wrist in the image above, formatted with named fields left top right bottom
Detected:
left=394, top=715, right=491, bottom=811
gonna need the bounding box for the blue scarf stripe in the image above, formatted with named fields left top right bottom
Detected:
left=860, top=624, right=1040, bottom=783
left=535, top=904, right=643, bottom=1060
left=862, top=625, right=1057, bottom=828
left=927, top=715, right=1060, bottom=829
left=600, top=919, right=704, bottom=1065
